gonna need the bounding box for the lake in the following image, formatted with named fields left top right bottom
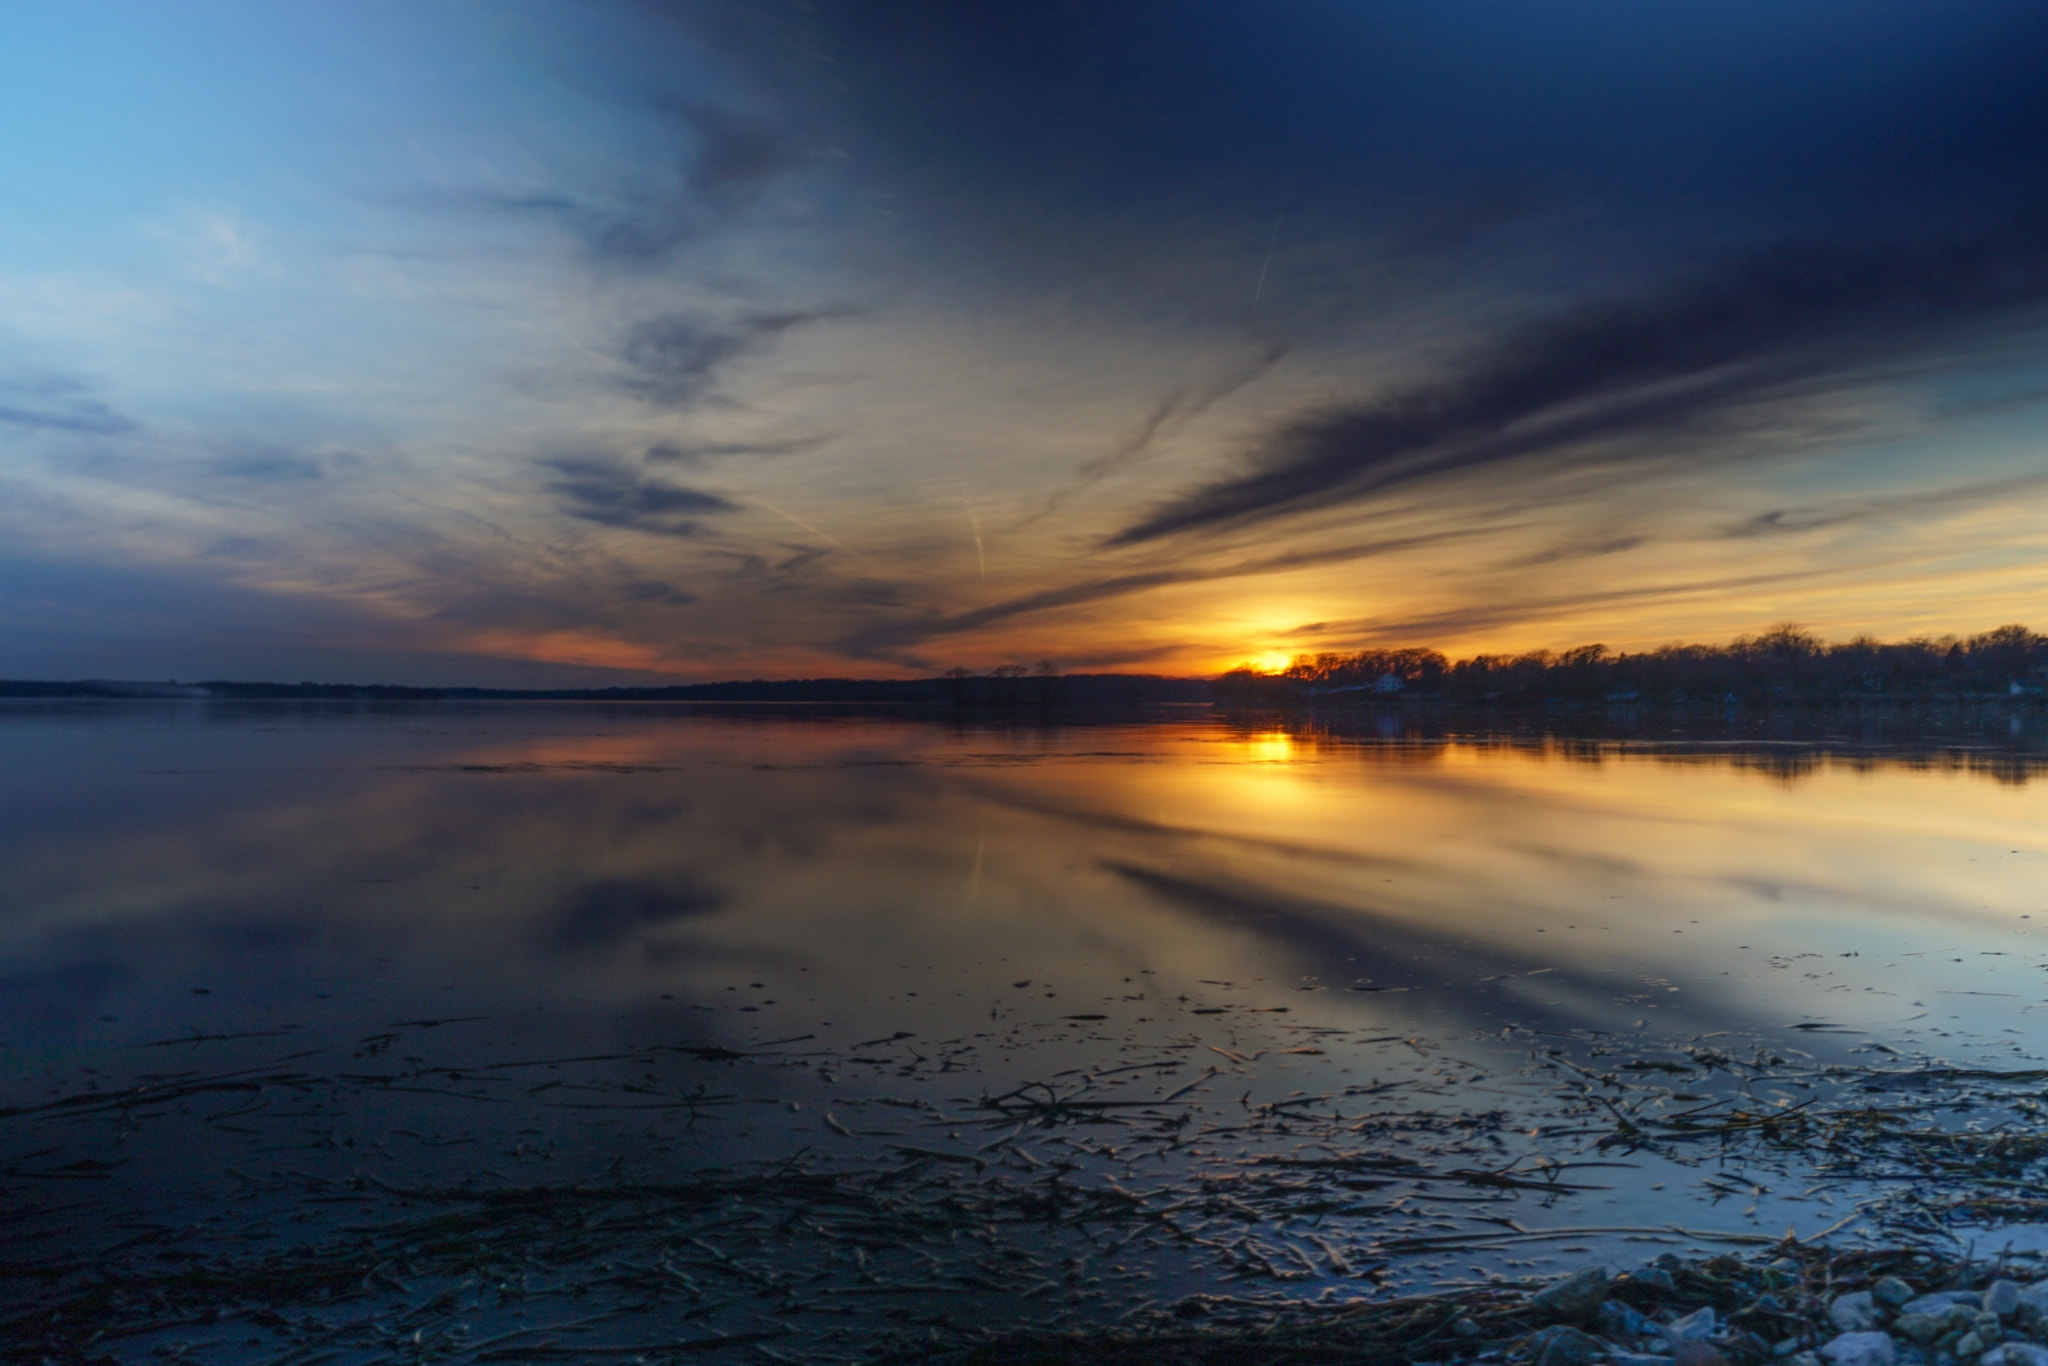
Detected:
left=6, top=701, right=2048, bottom=1361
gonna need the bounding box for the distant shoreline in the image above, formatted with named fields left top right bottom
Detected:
left=0, top=673, right=1212, bottom=706
left=6, top=677, right=2048, bottom=710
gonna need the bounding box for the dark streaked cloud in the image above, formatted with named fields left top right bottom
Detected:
left=210, top=450, right=326, bottom=482
left=1110, top=230, right=2048, bottom=545
left=543, top=456, right=736, bottom=536
left=645, top=434, right=832, bottom=466
left=621, top=307, right=856, bottom=407
left=0, top=374, right=136, bottom=435
left=0, top=401, right=135, bottom=435
left=619, top=577, right=697, bottom=606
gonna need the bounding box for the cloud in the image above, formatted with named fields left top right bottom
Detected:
left=1723, top=470, right=2048, bottom=540
left=440, top=98, right=801, bottom=266
left=0, top=373, right=136, bottom=435
left=1495, top=535, right=1646, bottom=569
left=210, top=450, right=325, bottom=482
left=670, top=100, right=799, bottom=206
left=1108, top=230, right=2048, bottom=545
left=1307, top=563, right=1898, bottom=645
left=543, top=457, right=736, bottom=537
left=836, top=527, right=1489, bottom=659
left=621, top=306, right=857, bottom=407
left=645, top=435, right=832, bottom=466
left=619, top=578, right=697, bottom=606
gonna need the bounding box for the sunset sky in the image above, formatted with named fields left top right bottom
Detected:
left=4, top=1, right=2048, bottom=684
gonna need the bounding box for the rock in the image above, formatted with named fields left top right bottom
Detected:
left=1818, top=1331, right=1896, bottom=1366
left=1671, top=1344, right=1728, bottom=1366
left=1530, top=1267, right=1610, bottom=1323
left=1600, top=1298, right=1651, bottom=1338
left=1608, top=1355, right=1679, bottom=1366
left=1976, top=1309, right=2007, bottom=1344
left=1990, top=1281, right=2024, bottom=1319
left=1630, top=1267, right=1680, bottom=1295
left=1903, top=1291, right=1979, bottom=1317
left=1893, top=1312, right=1946, bottom=1344
left=1960, top=1332, right=1987, bottom=1358
left=1872, top=1277, right=1915, bottom=1309
left=1664, top=1306, right=1719, bottom=1342
left=1984, top=1344, right=2048, bottom=1366
left=1831, top=1292, right=1880, bottom=1333
left=1527, top=1324, right=1603, bottom=1366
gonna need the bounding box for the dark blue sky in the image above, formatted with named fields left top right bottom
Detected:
left=3, top=1, right=2046, bottom=681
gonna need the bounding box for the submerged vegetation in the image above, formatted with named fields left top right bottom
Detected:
left=1220, top=623, right=2048, bottom=707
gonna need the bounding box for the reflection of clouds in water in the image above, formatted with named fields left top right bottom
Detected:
left=541, top=874, right=726, bottom=952
left=1101, top=860, right=1662, bottom=1036
left=0, top=707, right=2045, bottom=1058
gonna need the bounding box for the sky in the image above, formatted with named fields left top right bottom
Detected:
left=4, top=0, right=2048, bottom=685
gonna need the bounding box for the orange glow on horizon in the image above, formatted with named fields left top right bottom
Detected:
left=455, top=630, right=676, bottom=675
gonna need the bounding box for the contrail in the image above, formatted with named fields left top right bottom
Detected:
left=1252, top=209, right=1284, bottom=307
left=961, top=490, right=987, bottom=577
left=743, top=493, right=876, bottom=568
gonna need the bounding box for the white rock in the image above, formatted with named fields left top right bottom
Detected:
left=1989, top=1280, right=2024, bottom=1319
left=1830, top=1292, right=1879, bottom=1333
left=1663, top=1306, right=1717, bottom=1341
left=1819, top=1332, right=1895, bottom=1366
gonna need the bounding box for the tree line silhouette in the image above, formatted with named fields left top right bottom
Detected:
left=1216, top=623, right=2048, bottom=705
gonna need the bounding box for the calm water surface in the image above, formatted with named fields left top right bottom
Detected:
left=5, top=702, right=2048, bottom=1357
